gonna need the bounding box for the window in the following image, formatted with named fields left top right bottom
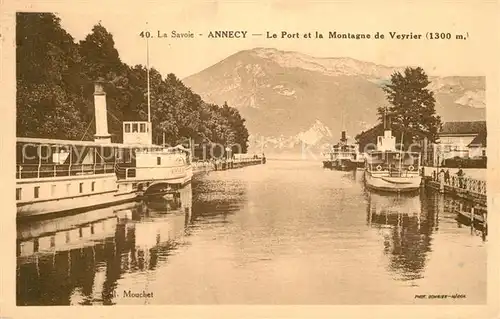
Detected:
left=79, top=182, right=84, bottom=193
left=482, top=150, right=486, bottom=157
left=34, top=186, right=40, bottom=199
left=51, top=185, right=56, bottom=196
left=16, top=188, right=21, bottom=200
left=91, top=181, right=95, bottom=192
left=157, top=157, right=161, bottom=165
left=125, top=123, right=131, bottom=133
left=132, top=123, right=138, bottom=132
left=140, top=123, right=146, bottom=132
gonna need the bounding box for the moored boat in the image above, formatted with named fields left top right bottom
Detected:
left=364, top=127, right=422, bottom=193
left=325, top=131, right=360, bottom=171
left=16, top=79, right=192, bottom=219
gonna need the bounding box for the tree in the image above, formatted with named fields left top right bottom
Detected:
left=79, top=23, right=124, bottom=80
left=377, top=67, right=441, bottom=143
left=16, top=13, right=250, bottom=152
left=16, top=13, right=89, bottom=139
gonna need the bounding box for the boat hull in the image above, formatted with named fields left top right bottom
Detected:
left=334, top=159, right=356, bottom=171
left=17, top=190, right=137, bottom=220
left=364, top=171, right=422, bottom=193
left=16, top=173, right=139, bottom=219
left=350, top=159, right=365, bottom=169
left=132, top=165, right=193, bottom=185
left=323, top=161, right=333, bottom=169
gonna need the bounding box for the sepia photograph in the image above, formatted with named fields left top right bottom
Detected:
left=1, top=0, right=499, bottom=318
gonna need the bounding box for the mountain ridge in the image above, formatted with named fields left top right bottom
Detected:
left=183, top=48, right=486, bottom=154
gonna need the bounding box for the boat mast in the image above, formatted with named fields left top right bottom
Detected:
left=399, top=131, right=404, bottom=173
left=146, top=22, right=151, bottom=124
left=383, top=106, right=386, bottom=129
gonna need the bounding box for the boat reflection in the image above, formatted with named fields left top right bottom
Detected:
left=367, top=191, right=434, bottom=282
left=16, top=184, right=193, bottom=306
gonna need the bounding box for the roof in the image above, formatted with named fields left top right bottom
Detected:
left=440, top=121, right=486, bottom=135
left=468, top=130, right=487, bottom=147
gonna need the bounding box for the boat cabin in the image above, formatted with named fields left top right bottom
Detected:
left=123, top=121, right=152, bottom=145
left=366, top=151, right=421, bottom=176
left=16, top=138, right=123, bottom=179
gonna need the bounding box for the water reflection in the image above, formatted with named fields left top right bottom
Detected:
left=16, top=161, right=486, bottom=305
left=17, top=184, right=193, bottom=306
left=367, top=191, right=434, bottom=281
left=191, top=177, right=247, bottom=223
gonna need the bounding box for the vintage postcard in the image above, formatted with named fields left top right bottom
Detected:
left=1, top=0, right=499, bottom=318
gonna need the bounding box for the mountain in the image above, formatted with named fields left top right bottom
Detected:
left=183, top=48, right=485, bottom=154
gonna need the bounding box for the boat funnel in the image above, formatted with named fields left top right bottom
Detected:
left=93, top=79, right=111, bottom=144
left=341, top=131, right=347, bottom=142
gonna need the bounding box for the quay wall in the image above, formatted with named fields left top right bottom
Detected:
left=192, top=158, right=264, bottom=174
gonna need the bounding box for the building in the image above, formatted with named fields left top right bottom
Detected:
left=467, top=130, right=487, bottom=158
left=437, top=121, right=486, bottom=161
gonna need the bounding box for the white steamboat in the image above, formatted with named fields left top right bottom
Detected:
left=16, top=81, right=192, bottom=219
left=364, top=126, right=422, bottom=193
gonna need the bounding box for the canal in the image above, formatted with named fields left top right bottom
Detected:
left=16, top=160, right=486, bottom=305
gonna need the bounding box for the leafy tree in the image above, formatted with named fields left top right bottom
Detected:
left=16, top=13, right=89, bottom=139
left=16, top=13, right=250, bottom=154
left=79, top=23, right=125, bottom=79
left=377, top=67, right=441, bottom=144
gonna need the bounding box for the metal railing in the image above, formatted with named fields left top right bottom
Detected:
left=431, top=173, right=487, bottom=195
left=16, top=163, right=116, bottom=179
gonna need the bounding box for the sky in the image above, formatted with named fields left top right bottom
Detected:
left=23, top=0, right=495, bottom=79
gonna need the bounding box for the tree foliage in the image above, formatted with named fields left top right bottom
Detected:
left=16, top=13, right=249, bottom=153
left=377, top=67, right=441, bottom=143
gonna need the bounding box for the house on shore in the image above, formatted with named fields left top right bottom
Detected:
left=467, top=130, right=487, bottom=158
left=436, top=121, right=486, bottom=163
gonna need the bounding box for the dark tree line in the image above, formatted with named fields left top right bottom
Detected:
left=16, top=13, right=249, bottom=152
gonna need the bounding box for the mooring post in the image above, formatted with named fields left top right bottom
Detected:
left=483, top=210, right=487, bottom=237
left=439, top=170, right=444, bottom=193
left=470, top=206, right=475, bottom=232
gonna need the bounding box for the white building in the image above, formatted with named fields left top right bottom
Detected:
left=435, top=121, right=486, bottom=163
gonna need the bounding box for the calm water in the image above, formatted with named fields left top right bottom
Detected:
left=16, top=160, right=486, bottom=305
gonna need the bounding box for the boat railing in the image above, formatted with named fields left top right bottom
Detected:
left=16, top=163, right=116, bottom=179
left=367, top=163, right=420, bottom=175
